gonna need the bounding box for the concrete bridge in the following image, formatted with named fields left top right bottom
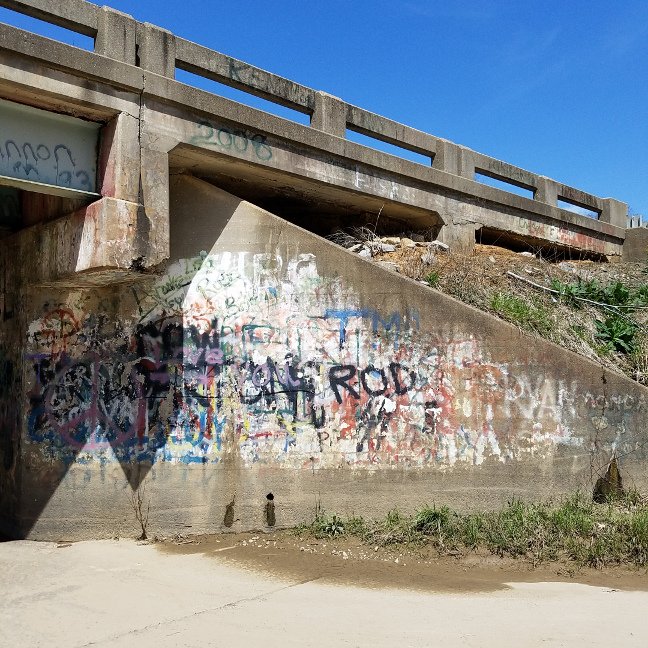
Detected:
left=0, top=0, right=638, bottom=268
left=0, top=0, right=647, bottom=539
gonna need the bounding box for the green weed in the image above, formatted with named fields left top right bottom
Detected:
left=595, top=315, right=638, bottom=354
left=425, top=271, right=440, bottom=288
left=308, top=513, right=347, bottom=538
left=551, top=278, right=601, bottom=307
left=552, top=278, right=648, bottom=310
left=490, top=293, right=554, bottom=335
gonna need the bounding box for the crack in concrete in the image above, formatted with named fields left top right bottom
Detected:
left=134, top=71, right=147, bottom=265
left=73, top=575, right=324, bottom=647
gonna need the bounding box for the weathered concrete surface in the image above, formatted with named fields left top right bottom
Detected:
left=2, top=177, right=646, bottom=540
left=1, top=538, right=647, bottom=648
left=154, top=98, right=624, bottom=257
left=8, top=197, right=144, bottom=284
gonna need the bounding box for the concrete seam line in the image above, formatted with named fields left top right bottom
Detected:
left=72, top=576, right=324, bottom=647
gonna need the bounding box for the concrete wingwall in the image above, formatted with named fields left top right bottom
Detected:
left=1, top=175, right=647, bottom=540
left=623, top=227, right=648, bottom=262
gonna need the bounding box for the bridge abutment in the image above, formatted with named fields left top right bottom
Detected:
left=0, top=0, right=645, bottom=540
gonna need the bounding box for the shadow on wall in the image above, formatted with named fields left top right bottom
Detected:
left=0, top=343, right=20, bottom=533
left=0, top=234, right=24, bottom=537
left=11, top=175, right=426, bottom=535
left=3, top=180, right=238, bottom=538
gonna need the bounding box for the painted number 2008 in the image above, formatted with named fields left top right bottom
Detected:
left=191, top=120, right=272, bottom=161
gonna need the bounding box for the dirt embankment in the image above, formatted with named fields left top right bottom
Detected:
left=331, top=229, right=648, bottom=385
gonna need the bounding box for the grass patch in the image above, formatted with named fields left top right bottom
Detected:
left=425, top=271, right=440, bottom=288
left=490, top=292, right=554, bottom=336
left=297, top=492, right=648, bottom=568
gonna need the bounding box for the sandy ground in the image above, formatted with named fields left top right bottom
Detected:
left=2, top=533, right=648, bottom=647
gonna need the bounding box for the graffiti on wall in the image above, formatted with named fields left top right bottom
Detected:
left=0, top=98, right=99, bottom=193
left=190, top=120, right=273, bottom=161
left=25, top=249, right=644, bottom=468
left=0, top=140, right=94, bottom=191
left=525, top=221, right=607, bottom=255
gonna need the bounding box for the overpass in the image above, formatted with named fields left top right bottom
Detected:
left=0, top=0, right=647, bottom=539
left=0, top=0, right=638, bottom=265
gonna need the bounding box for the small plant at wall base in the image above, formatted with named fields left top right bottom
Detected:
left=130, top=484, right=151, bottom=541
left=305, top=513, right=346, bottom=538
left=323, top=515, right=346, bottom=537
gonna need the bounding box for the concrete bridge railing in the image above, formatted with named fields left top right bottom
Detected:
left=0, top=0, right=628, bottom=234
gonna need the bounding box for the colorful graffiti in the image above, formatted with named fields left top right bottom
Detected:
left=26, top=249, right=620, bottom=468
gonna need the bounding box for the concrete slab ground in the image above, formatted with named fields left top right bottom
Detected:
left=2, top=537, right=648, bottom=648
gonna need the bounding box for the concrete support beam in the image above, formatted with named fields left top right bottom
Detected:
left=95, top=7, right=137, bottom=65
left=601, top=198, right=628, bottom=229
left=10, top=197, right=143, bottom=285
left=139, top=147, right=170, bottom=266
left=137, top=23, right=176, bottom=78
left=622, top=227, right=648, bottom=262
left=437, top=222, right=477, bottom=254
left=311, top=91, right=346, bottom=138
left=98, top=112, right=141, bottom=203
left=0, top=29, right=144, bottom=111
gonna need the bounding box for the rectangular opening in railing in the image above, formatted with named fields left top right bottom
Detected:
left=474, top=171, right=535, bottom=200
left=345, top=128, right=432, bottom=166
left=0, top=8, right=94, bottom=50
left=557, top=197, right=600, bottom=220
left=174, top=68, right=311, bottom=126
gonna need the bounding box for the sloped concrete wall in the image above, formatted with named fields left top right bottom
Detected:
left=3, top=176, right=647, bottom=539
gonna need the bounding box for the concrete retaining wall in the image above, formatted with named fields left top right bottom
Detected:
left=623, top=227, right=648, bottom=262
left=1, top=176, right=646, bottom=540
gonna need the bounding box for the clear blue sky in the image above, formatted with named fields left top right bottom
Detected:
left=1, top=1, right=646, bottom=217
